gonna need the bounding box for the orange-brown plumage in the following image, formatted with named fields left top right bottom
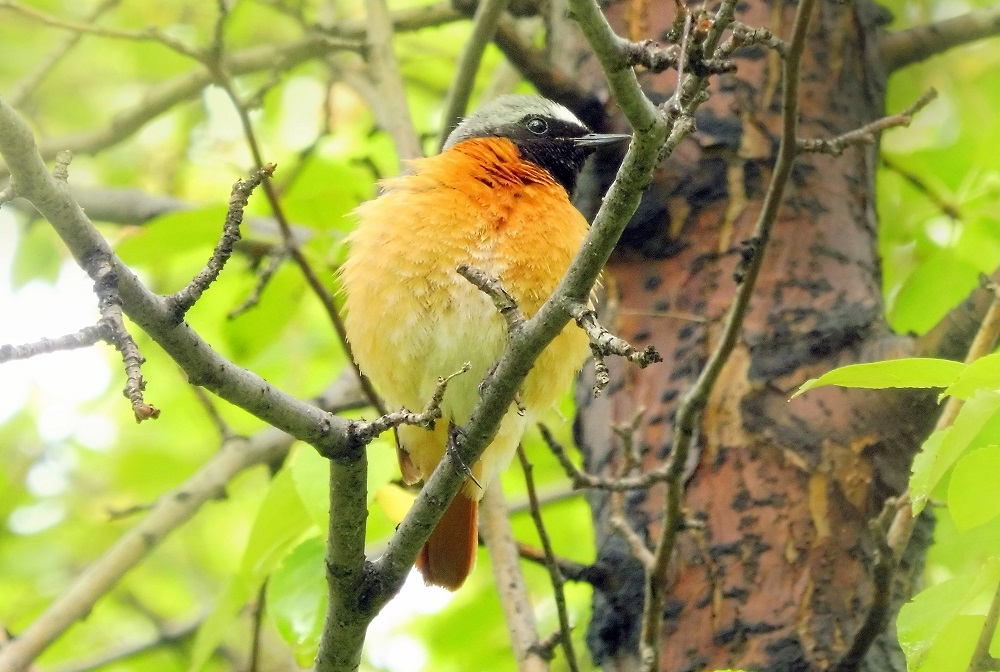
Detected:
left=339, top=96, right=627, bottom=589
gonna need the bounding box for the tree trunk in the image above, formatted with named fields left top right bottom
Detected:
left=564, top=1, right=953, bottom=669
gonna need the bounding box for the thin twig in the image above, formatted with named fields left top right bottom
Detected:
left=0, top=5, right=453, bottom=179
left=0, top=324, right=110, bottom=363
left=966, top=577, right=1000, bottom=672
left=364, top=0, right=423, bottom=160
left=47, top=617, right=200, bottom=672
left=0, top=0, right=202, bottom=59
left=514, top=542, right=612, bottom=590
left=797, top=89, right=938, bottom=156
left=92, top=255, right=159, bottom=422
left=248, top=583, right=266, bottom=672
left=570, top=303, right=662, bottom=395
left=516, top=445, right=580, bottom=672
left=437, top=0, right=509, bottom=149
left=881, top=154, right=962, bottom=220
left=348, top=364, right=471, bottom=446
left=167, top=164, right=275, bottom=316
left=6, top=0, right=122, bottom=108
left=206, top=63, right=387, bottom=416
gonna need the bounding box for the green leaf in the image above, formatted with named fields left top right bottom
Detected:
left=942, top=353, right=1000, bottom=401
left=948, top=446, right=1000, bottom=531
left=289, top=438, right=397, bottom=531
left=115, top=206, right=228, bottom=267
left=792, top=358, right=964, bottom=398
left=911, top=391, right=1000, bottom=514
left=190, top=464, right=315, bottom=671
left=897, top=558, right=1000, bottom=672
left=11, top=224, right=62, bottom=288
left=267, top=536, right=326, bottom=667
left=281, top=157, right=372, bottom=231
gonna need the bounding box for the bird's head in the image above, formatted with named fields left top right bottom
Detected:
left=443, top=95, right=630, bottom=194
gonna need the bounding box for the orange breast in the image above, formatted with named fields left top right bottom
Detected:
left=339, top=137, right=590, bottom=494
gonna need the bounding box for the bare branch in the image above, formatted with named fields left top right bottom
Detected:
left=92, top=256, right=159, bottom=422
left=364, top=0, right=423, bottom=160
left=167, top=164, right=275, bottom=316
left=570, top=303, right=661, bottom=396
left=516, top=445, right=580, bottom=672
left=797, top=89, right=937, bottom=156
left=479, top=484, right=549, bottom=672
left=967, top=578, right=1000, bottom=672
left=0, top=324, right=109, bottom=363
left=881, top=5, right=1000, bottom=73
left=0, top=0, right=202, bottom=59
left=881, top=154, right=962, bottom=220
left=0, top=4, right=460, bottom=178
left=348, top=364, right=471, bottom=446
left=438, top=0, right=509, bottom=149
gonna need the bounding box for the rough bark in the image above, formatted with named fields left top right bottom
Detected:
left=561, top=0, right=972, bottom=669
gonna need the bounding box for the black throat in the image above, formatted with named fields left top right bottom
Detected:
left=512, top=138, right=591, bottom=196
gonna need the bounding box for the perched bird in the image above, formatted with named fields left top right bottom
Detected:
left=340, top=95, right=629, bottom=589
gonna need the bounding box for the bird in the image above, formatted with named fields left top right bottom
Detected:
left=339, top=94, right=629, bottom=590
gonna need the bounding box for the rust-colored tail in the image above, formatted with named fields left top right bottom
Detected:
left=416, top=492, right=478, bottom=590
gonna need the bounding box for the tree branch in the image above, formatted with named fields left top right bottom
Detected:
left=437, top=0, right=509, bottom=149
left=516, top=446, right=580, bottom=672
left=881, top=5, right=1000, bottom=73
left=0, top=3, right=462, bottom=178
left=479, top=483, right=549, bottom=672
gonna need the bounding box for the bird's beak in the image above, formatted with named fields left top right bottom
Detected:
left=572, top=133, right=632, bottom=148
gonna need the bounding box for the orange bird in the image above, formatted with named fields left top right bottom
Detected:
left=340, top=95, right=628, bottom=589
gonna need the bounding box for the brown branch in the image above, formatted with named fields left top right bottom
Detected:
left=797, top=88, right=937, bottom=156
left=205, top=59, right=387, bottom=416
left=514, top=542, right=612, bottom=590
left=516, top=445, right=580, bottom=672
left=881, top=5, right=1000, bottom=73
left=479, top=484, right=549, bottom=672
left=166, top=164, right=275, bottom=316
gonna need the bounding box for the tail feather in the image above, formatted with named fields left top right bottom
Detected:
left=416, top=493, right=478, bottom=590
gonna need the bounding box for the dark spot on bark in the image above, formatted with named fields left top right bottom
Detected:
left=678, top=323, right=695, bottom=340
left=633, top=329, right=651, bottom=342
left=724, top=586, right=752, bottom=603
left=663, top=597, right=685, bottom=621
left=654, top=299, right=670, bottom=313
left=661, top=388, right=679, bottom=404
left=644, top=274, right=662, bottom=291
left=763, top=634, right=811, bottom=672
left=732, top=488, right=751, bottom=512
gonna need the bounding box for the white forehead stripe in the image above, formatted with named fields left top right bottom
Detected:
left=547, top=101, right=583, bottom=126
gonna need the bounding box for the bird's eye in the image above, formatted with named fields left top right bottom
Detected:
left=525, top=117, right=548, bottom=135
